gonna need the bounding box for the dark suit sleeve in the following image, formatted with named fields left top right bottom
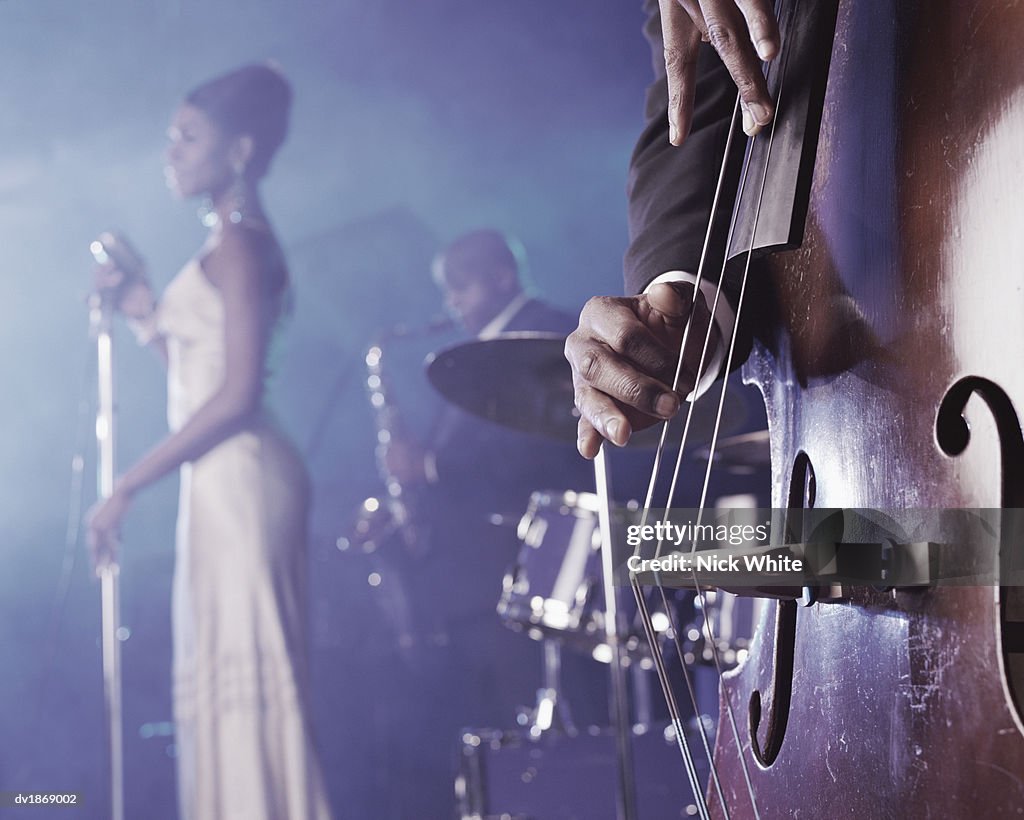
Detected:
left=624, top=0, right=741, bottom=296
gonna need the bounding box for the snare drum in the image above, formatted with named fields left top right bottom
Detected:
left=500, top=490, right=698, bottom=666
left=498, top=490, right=604, bottom=648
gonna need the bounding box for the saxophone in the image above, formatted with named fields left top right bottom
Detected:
left=341, top=317, right=454, bottom=557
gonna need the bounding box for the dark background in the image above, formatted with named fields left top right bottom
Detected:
left=0, top=1, right=660, bottom=816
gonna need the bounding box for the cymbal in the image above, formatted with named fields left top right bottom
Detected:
left=425, top=332, right=747, bottom=447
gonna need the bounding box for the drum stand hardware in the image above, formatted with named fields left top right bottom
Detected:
left=525, top=639, right=576, bottom=738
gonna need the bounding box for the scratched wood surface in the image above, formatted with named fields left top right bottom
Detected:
left=708, top=1, right=1024, bottom=817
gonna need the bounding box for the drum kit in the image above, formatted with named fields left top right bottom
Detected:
left=339, top=328, right=769, bottom=817
left=424, top=332, right=762, bottom=669
left=419, top=332, right=769, bottom=818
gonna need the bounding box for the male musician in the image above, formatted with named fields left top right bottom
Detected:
left=379, top=228, right=595, bottom=818
left=384, top=228, right=588, bottom=508
left=435, top=228, right=574, bottom=337
left=382, top=227, right=581, bottom=501
left=566, top=0, right=778, bottom=453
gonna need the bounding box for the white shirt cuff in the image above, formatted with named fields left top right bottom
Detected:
left=643, top=271, right=736, bottom=400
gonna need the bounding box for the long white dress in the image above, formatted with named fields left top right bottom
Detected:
left=158, top=257, right=333, bottom=820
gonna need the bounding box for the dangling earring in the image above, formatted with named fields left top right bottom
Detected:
left=228, top=161, right=247, bottom=225
left=197, top=197, right=218, bottom=228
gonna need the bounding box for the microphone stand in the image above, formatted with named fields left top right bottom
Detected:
left=88, top=290, right=124, bottom=820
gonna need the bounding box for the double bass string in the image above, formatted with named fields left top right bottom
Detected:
left=627, top=572, right=714, bottom=819
left=637, top=3, right=796, bottom=814
left=630, top=92, right=771, bottom=820
left=626, top=90, right=746, bottom=820
left=634, top=93, right=759, bottom=820
left=626, top=39, right=750, bottom=808
left=650, top=117, right=764, bottom=820
left=685, top=11, right=797, bottom=815
left=683, top=82, right=788, bottom=820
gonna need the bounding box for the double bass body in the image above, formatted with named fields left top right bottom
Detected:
left=710, top=0, right=1024, bottom=815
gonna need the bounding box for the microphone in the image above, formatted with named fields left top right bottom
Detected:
left=90, top=230, right=146, bottom=282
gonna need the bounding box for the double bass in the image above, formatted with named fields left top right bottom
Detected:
left=651, top=0, right=1024, bottom=816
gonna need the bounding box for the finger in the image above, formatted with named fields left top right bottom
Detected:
left=578, top=297, right=677, bottom=377
left=573, top=382, right=633, bottom=448
left=659, top=0, right=702, bottom=145
left=639, top=288, right=712, bottom=387
left=577, top=403, right=669, bottom=457
left=644, top=281, right=697, bottom=327
left=87, top=528, right=110, bottom=575
left=642, top=283, right=720, bottom=394
left=735, top=0, right=780, bottom=60
left=571, top=338, right=680, bottom=420
left=94, top=269, right=125, bottom=289
left=645, top=281, right=712, bottom=343
left=676, top=0, right=709, bottom=40
left=701, top=0, right=774, bottom=133
left=577, top=417, right=603, bottom=459
left=96, top=534, right=118, bottom=572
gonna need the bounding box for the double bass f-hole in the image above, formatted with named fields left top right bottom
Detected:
left=935, top=377, right=1024, bottom=507
left=749, top=452, right=813, bottom=767
left=661, top=0, right=1024, bottom=812
left=936, top=377, right=1024, bottom=723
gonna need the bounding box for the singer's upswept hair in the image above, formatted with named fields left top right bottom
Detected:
left=185, top=62, right=292, bottom=181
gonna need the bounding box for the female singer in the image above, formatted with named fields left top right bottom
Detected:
left=88, top=64, right=333, bottom=820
